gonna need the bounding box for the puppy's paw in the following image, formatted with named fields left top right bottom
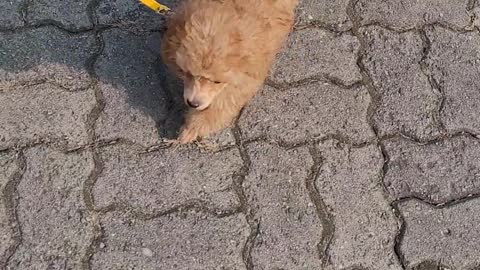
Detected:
left=178, top=124, right=200, bottom=144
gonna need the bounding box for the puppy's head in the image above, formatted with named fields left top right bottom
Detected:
left=181, top=72, right=227, bottom=111
left=174, top=49, right=231, bottom=111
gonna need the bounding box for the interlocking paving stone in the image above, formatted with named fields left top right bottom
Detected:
left=91, top=211, right=249, bottom=270
left=384, top=136, right=480, bottom=204
left=355, top=0, right=472, bottom=30
left=474, top=2, right=480, bottom=28
left=0, top=27, right=95, bottom=90
left=0, top=0, right=24, bottom=29
left=361, top=26, right=441, bottom=140
left=95, top=29, right=172, bottom=146
left=270, top=28, right=361, bottom=86
left=95, top=28, right=236, bottom=146
left=97, top=0, right=180, bottom=31
left=6, top=147, right=94, bottom=269
left=296, top=0, right=352, bottom=31
left=0, top=83, right=96, bottom=150
left=93, top=144, right=242, bottom=214
left=239, top=84, right=374, bottom=144
left=425, top=27, right=480, bottom=135
left=0, top=152, right=19, bottom=264
left=245, top=143, right=322, bottom=269
left=27, top=0, right=91, bottom=29
left=315, top=140, right=401, bottom=270
left=399, top=199, right=480, bottom=269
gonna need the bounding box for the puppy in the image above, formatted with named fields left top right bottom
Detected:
left=161, top=0, right=298, bottom=143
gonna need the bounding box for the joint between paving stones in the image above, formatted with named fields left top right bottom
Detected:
left=80, top=3, right=105, bottom=268
left=348, top=2, right=408, bottom=268
left=231, top=120, right=258, bottom=270
left=468, top=0, right=477, bottom=10
left=265, top=73, right=364, bottom=91
left=1, top=150, right=26, bottom=268
left=306, top=144, right=335, bottom=267
left=418, top=27, right=448, bottom=136
left=18, top=0, right=29, bottom=26
left=241, top=133, right=376, bottom=152
left=354, top=21, right=477, bottom=34
left=95, top=198, right=242, bottom=221
left=376, top=137, right=409, bottom=269
left=293, top=21, right=353, bottom=34
left=347, top=0, right=383, bottom=142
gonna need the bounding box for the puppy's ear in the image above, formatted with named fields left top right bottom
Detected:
left=175, top=50, right=188, bottom=72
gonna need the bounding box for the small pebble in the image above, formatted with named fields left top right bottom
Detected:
left=142, top=248, right=153, bottom=257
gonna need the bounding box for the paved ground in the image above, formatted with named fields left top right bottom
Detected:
left=1, top=0, right=480, bottom=269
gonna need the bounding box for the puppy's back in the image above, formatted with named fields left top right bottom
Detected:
left=162, top=0, right=298, bottom=81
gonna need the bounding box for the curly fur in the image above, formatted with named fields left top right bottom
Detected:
left=161, top=0, right=298, bottom=143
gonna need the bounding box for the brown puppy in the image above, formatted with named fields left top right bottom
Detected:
left=161, top=0, right=298, bottom=143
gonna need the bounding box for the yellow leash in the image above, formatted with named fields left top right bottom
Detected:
left=139, top=0, right=171, bottom=14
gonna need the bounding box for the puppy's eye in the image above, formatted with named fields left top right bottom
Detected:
left=214, top=81, right=222, bottom=84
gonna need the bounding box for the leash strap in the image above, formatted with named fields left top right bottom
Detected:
left=139, top=0, right=171, bottom=14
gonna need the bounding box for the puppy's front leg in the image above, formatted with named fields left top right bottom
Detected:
left=179, top=84, right=257, bottom=144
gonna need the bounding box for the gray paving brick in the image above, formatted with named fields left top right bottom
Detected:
left=384, top=136, right=480, bottom=204
left=0, top=152, right=19, bottom=264
left=315, top=140, right=401, bottom=270
left=6, top=147, right=94, bottom=269
left=0, top=84, right=96, bottom=150
left=245, top=143, right=321, bottom=269
left=95, top=29, right=173, bottom=146
left=361, top=26, right=441, bottom=140
left=399, top=199, right=480, bottom=269
left=91, top=211, right=249, bottom=270
left=355, top=0, right=472, bottom=30
left=27, top=0, right=91, bottom=29
left=425, top=27, right=480, bottom=135
left=93, top=144, right=242, bottom=214
left=0, top=27, right=95, bottom=90
left=296, top=0, right=352, bottom=31
left=0, top=0, right=24, bottom=29
left=270, top=28, right=361, bottom=86
left=239, top=84, right=374, bottom=144
left=474, top=3, right=480, bottom=28
left=97, top=0, right=180, bottom=30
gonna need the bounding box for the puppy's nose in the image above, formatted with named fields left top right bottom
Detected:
left=186, top=99, right=200, bottom=108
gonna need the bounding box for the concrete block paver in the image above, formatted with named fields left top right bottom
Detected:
left=399, top=199, right=480, bottom=269
left=0, top=83, right=96, bottom=150
left=384, top=136, right=480, bottom=204
left=0, top=27, right=95, bottom=90
left=96, top=0, right=181, bottom=30
left=270, top=28, right=361, bottom=86
left=245, top=143, right=322, bottom=269
left=315, top=140, right=401, bottom=270
left=0, top=152, right=20, bottom=264
left=93, top=144, right=242, bottom=214
left=361, top=26, right=441, bottom=140
left=239, top=84, right=374, bottom=144
left=0, top=0, right=24, bottom=29
left=296, top=0, right=352, bottom=31
left=26, top=0, right=91, bottom=29
left=6, top=146, right=94, bottom=269
left=1, top=0, right=480, bottom=269
left=94, top=29, right=172, bottom=146
left=426, top=27, right=480, bottom=135
left=91, top=211, right=249, bottom=270
left=355, top=0, right=472, bottom=30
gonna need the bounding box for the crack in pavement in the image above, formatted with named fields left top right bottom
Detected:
left=306, top=144, right=335, bottom=266
left=2, top=150, right=26, bottom=268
